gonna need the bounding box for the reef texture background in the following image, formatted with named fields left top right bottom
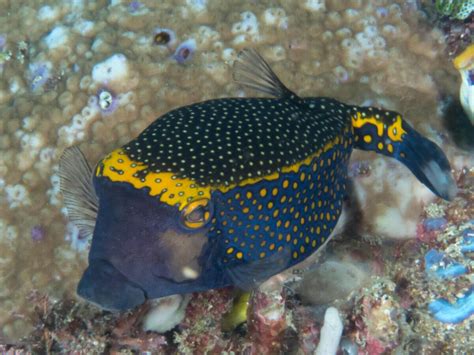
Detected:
left=0, top=0, right=473, bottom=352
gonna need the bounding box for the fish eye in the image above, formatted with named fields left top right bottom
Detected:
left=181, top=198, right=213, bottom=230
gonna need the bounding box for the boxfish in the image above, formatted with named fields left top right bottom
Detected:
left=60, top=49, right=457, bottom=311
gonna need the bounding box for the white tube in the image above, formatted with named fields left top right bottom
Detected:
left=315, top=307, right=343, bottom=355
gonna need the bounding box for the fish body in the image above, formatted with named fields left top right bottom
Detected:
left=60, top=49, right=456, bottom=311
left=453, top=44, right=474, bottom=124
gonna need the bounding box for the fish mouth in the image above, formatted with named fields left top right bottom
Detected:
left=77, top=259, right=147, bottom=311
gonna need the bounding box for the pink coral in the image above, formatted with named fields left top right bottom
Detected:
left=416, top=222, right=438, bottom=244
left=364, top=334, right=387, bottom=355
left=293, top=307, right=320, bottom=354
left=349, top=290, right=401, bottom=355
left=174, top=288, right=234, bottom=353
left=246, top=289, right=289, bottom=354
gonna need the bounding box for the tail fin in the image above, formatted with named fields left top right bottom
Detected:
left=350, top=106, right=457, bottom=201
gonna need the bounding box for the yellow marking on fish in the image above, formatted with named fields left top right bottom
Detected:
left=453, top=44, right=474, bottom=70
left=352, top=112, right=406, bottom=143
left=97, top=149, right=210, bottom=210
left=98, top=132, right=346, bottom=209
left=352, top=112, right=384, bottom=137
left=216, top=133, right=344, bottom=193
left=387, top=115, right=406, bottom=142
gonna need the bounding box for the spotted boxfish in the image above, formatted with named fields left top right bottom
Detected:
left=60, top=49, right=457, bottom=311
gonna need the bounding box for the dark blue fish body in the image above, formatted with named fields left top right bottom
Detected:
left=60, top=49, right=456, bottom=311
left=209, top=98, right=352, bottom=271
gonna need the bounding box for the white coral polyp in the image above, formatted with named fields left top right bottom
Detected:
left=5, top=184, right=31, bottom=209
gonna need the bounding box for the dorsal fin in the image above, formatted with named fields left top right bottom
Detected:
left=59, top=146, right=98, bottom=240
left=233, top=48, right=296, bottom=98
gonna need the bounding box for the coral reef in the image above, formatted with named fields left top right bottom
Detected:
left=0, top=0, right=472, bottom=351
left=246, top=289, right=291, bottom=354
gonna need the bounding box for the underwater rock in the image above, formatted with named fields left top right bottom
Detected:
left=339, top=337, right=359, bottom=355
left=352, top=157, right=438, bottom=240
left=348, top=280, right=401, bottom=354
left=247, top=289, right=290, bottom=354
left=292, top=306, right=321, bottom=354
left=296, top=259, right=370, bottom=305
left=142, top=295, right=190, bottom=332
left=173, top=289, right=233, bottom=353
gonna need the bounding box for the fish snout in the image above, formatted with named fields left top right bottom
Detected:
left=77, top=259, right=146, bottom=311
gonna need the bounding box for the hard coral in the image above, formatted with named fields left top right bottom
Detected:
left=348, top=280, right=401, bottom=354
left=292, top=307, right=320, bottom=354
left=246, top=289, right=290, bottom=354
left=174, top=288, right=233, bottom=354
left=22, top=292, right=168, bottom=353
